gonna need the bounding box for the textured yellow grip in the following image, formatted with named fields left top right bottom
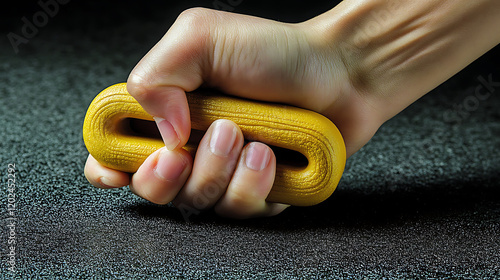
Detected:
left=83, top=83, right=346, bottom=206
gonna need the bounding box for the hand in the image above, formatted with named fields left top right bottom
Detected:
left=86, top=119, right=288, bottom=219
left=86, top=8, right=374, bottom=219
left=85, top=0, right=499, bottom=218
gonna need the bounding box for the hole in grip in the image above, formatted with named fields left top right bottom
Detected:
left=125, top=118, right=309, bottom=169
left=83, top=83, right=346, bottom=206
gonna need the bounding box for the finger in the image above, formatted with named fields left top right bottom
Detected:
left=130, top=148, right=192, bottom=205
left=126, top=9, right=211, bottom=150
left=173, top=120, right=244, bottom=211
left=214, top=142, right=290, bottom=219
left=126, top=8, right=313, bottom=151
left=84, top=155, right=130, bottom=189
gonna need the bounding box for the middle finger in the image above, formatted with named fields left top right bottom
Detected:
left=173, top=119, right=244, bottom=210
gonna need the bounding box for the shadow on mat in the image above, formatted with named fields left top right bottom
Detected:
left=123, top=172, right=500, bottom=229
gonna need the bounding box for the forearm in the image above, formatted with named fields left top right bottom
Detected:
left=308, top=0, right=500, bottom=120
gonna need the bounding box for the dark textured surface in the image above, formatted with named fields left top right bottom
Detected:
left=1, top=1, right=499, bottom=279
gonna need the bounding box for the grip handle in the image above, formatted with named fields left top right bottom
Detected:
left=83, top=83, right=346, bottom=206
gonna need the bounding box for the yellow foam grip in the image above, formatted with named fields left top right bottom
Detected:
left=83, top=83, right=346, bottom=206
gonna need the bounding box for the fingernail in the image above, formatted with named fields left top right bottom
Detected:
left=154, top=149, right=187, bottom=181
left=245, top=142, right=271, bottom=171
left=99, top=177, right=116, bottom=188
left=210, top=121, right=237, bottom=157
left=154, top=117, right=180, bottom=151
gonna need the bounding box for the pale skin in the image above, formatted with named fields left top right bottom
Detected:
left=85, top=0, right=500, bottom=219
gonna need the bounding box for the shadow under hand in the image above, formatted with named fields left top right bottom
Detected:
left=281, top=171, right=500, bottom=228
left=123, top=171, right=500, bottom=230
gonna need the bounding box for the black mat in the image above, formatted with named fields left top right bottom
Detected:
left=1, top=1, right=499, bottom=279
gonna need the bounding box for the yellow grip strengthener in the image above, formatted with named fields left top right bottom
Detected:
left=83, top=83, right=346, bottom=206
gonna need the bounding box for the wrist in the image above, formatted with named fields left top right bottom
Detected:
left=305, top=0, right=500, bottom=121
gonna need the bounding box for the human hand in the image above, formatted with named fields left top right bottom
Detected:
left=85, top=0, right=499, bottom=218
left=84, top=7, right=380, bottom=219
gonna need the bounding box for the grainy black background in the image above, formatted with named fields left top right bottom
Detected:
left=1, top=1, right=499, bottom=279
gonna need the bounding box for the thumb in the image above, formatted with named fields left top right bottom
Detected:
left=127, top=8, right=312, bottom=149
left=126, top=9, right=212, bottom=150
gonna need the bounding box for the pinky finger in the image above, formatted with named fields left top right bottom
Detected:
left=84, top=155, right=131, bottom=189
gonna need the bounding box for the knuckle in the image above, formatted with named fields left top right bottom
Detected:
left=194, top=175, right=228, bottom=198
left=127, top=8, right=220, bottom=102
left=200, top=179, right=225, bottom=199
left=177, top=7, right=215, bottom=25
left=126, top=71, right=157, bottom=101
left=218, top=188, right=261, bottom=218
left=175, top=174, right=230, bottom=210
left=174, top=8, right=217, bottom=45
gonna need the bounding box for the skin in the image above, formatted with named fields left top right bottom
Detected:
left=85, top=0, right=500, bottom=219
